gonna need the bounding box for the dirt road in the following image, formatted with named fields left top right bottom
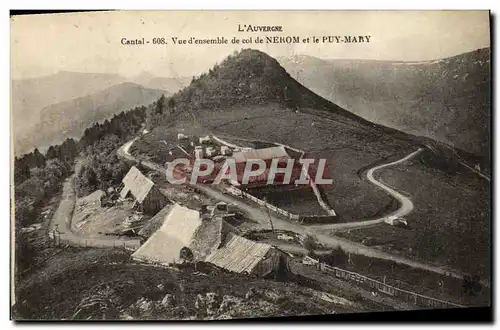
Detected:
left=49, top=159, right=141, bottom=249
left=117, top=138, right=469, bottom=280
left=309, top=148, right=423, bottom=230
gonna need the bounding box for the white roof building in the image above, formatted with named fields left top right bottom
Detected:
left=231, top=146, right=289, bottom=163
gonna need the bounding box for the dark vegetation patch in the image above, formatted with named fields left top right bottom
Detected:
left=249, top=187, right=328, bottom=216
left=339, top=152, right=490, bottom=281
left=325, top=252, right=490, bottom=307
left=13, top=248, right=342, bottom=320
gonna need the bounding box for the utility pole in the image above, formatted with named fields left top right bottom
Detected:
left=262, top=197, right=275, bottom=234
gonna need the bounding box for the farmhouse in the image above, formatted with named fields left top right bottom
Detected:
left=231, top=146, right=289, bottom=163
left=132, top=204, right=202, bottom=264
left=133, top=203, right=288, bottom=277
left=220, top=146, right=231, bottom=156
left=132, top=203, right=240, bottom=264
left=229, top=146, right=304, bottom=187
left=199, top=135, right=211, bottom=144
left=205, top=233, right=289, bottom=277
left=119, top=166, right=168, bottom=215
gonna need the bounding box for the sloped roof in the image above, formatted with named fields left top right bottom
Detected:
left=232, top=146, right=289, bottom=163
left=77, top=190, right=105, bottom=208
left=138, top=203, right=175, bottom=239
left=190, top=217, right=241, bottom=261
left=190, top=217, right=225, bottom=262
left=120, top=166, right=155, bottom=203
left=205, top=233, right=273, bottom=274
left=132, top=204, right=202, bottom=264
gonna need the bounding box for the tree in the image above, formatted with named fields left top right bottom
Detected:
left=167, top=98, right=176, bottom=113
left=303, top=234, right=318, bottom=253
left=14, top=230, right=37, bottom=277
left=155, top=94, right=166, bottom=114
left=31, top=148, right=46, bottom=168
left=319, top=247, right=348, bottom=266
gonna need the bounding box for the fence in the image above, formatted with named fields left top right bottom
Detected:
left=225, top=186, right=300, bottom=221
left=50, top=235, right=141, bottom=251
left=312, top=260, right=464, bottom=309
left=225, top=186, right=346, bottom=224
left=299, top=215, right=341, bottom=224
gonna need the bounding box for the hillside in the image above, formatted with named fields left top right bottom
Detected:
left=14, top=82, right=166, bottom=155
left=12, top=71, right=127, bottom=133
left=13, top=248, right=362, bottom=320
left=278, top=48, right=491, bottom=162
left=139, top=48, right=490, bottom=276
left=146, top=48, right=416, bottom=221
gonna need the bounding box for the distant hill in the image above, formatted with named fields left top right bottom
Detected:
left=14, top=82, right=167, bottom=155
left=278, top=48, right=491, bottom=161
left=12, top=71, right=128, bottom=130
left=131, top=71, right=191, bottom=95
left=12, top=71, right=188, bottom=152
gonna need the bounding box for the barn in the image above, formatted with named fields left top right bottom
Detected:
left=119, top=166, right=168, bottom=215
left=132, top=203, right=240, bottom=265
left=228, top=146, right=304, bottom=188
left=205, top=233, right=289, bottom=277
left=132, top=204, right=202, bottom=264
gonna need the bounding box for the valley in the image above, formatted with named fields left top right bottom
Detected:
left=278, top=48, right=491, bottom=165
left=12, top=47, right=491, bottom=320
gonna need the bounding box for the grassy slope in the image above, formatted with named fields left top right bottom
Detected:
left=279, top=48, right=491, bottom=162
left=138, top=49, right=420, bottom=220
left=132, top=48, right=489, bottom=276
left=13, top=247, right=353, bottom=320
left=171, top=104, right=410, bottom=220
left=337, top=153, right=490, bottom=278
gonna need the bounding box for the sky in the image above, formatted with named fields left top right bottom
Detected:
left=10, top=10, right=491, bottom=80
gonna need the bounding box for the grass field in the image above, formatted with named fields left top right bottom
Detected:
left=249, top=187, right=329, bottom=216
left=319, top=252, right=490, bottom=307
left=337, top=153, right=490, bottom=279
left=199, top=105, right=411, bottom=221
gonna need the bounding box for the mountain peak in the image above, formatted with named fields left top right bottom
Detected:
left=165, top=48, right=350, bottom=118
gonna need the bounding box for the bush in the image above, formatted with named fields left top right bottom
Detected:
left=318, top=247, right=349, bottom=267
left=302, top=234, right=318, bottom=252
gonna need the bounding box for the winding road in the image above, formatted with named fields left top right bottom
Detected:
left=213, top=134, right=422, bottom=230
left=117, top=138, right=469, bottom=281
left=48, top=159, right=141, bottom=249
left=309, top=148, right=424, bottom=230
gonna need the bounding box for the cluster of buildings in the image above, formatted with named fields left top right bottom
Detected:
left=117, top=165, right=290, bottom=277
left=175, top=133, right=310, bottom=189
left=177, top=133, right=251, bottom=160
left=113, top=132, right=323, bottom=275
